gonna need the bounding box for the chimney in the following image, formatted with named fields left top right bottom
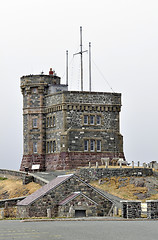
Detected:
left=49, top=68, right=54, bottom=76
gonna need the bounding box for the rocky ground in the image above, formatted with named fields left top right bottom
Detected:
left=1, top=173, right=158, bottom=201
left=91, top=176, right=158, bottom=201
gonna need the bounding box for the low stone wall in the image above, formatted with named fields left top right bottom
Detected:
left=121, top=201, right=141, bottom=219
left=0, top=169, right=26, bottom=178
left=76, top=168, right=153, bottom=182
left=0, top=197, right=26, bottom=208
left=0, top=169, right=48, bottom=186
left=28, top=173, right=48, bottom=185
left=147, top=200, right=158, bottom=219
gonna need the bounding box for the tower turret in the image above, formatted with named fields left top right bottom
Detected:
left=20, top=71, right=66, bottom=171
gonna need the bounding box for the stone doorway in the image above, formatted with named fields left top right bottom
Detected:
left=75, top=210, right=86, bottom=218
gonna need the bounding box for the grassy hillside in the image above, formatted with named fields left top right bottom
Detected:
left=0, top=176, right=41, bottom=200
left=91, top=176, right=158, bottom=201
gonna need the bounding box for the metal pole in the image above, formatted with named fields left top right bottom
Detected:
left=73, top=27, right=87, bottom=91
left=80, top=26, right=83, bottom=91
left=89, top=42, right=91, bottom=92
left=66, top=50, right=68, bottom=86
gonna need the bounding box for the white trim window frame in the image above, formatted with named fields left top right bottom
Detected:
left=84, top=115, right=88, bottom=125
left=84, top=140, right=89, bottom=151
left=90, top=139, right=95, bottom=152
left=97, top=140, right=101, bottom=152
left=90, top=115, right=95, bottom=125
left=96, top=115, right=101, bottom=125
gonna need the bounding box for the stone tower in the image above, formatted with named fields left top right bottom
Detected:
left=20, top=69, right=125, bottom=171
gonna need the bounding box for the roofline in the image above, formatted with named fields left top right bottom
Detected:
left=73, top=175, right=115, bottom=204
left=17, top=174, right=75, bottom=206
left=59, top=192, right=98, bottom=206
left=17, top=174, right=114, bottom=206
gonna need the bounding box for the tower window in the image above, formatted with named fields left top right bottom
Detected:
left=46, top=117, right=50, bottom=128
left=90, top=115, right=95, bottom=125
left=97, top=140, right=101, bottom=152
left=53, top=141, right=56, bottom=152
left=84, top=115, right=88, bottom=125
left=33, top=142, right=37, bottom=153
left=53, top=116, right=56, bottom=127
left=32, top=118, right=38, bottom=128
left=32, top=88, right=37, bottom=94
left=96, top=115, right=101, bottom=125
left=50, top=141, right=53, bottom=153
left=84, top=140, right=88, bottom=151
left=50, top=117, right=52, bottom=127
left=90, top=139, right=95, bottom=152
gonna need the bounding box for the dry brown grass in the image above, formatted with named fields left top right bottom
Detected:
left=0, top=178, right=41, bottom=200
left=91, top=177, right=158, bottom=201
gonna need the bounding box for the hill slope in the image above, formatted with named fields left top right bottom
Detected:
left=0, top=176, right=41, bottom=200
left=91, top=176, right=158, bottom=201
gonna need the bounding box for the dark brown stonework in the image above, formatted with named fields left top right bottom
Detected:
left=20, top=154, right=46, bottom=171
left=45, top=152, right=125, bottom=170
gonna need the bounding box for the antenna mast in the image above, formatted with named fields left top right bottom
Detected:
left=89, top=42, right=92, bottom=92
left=66, top=50, right=68, bottom=86
left=74, top=26, right=87, bottom=91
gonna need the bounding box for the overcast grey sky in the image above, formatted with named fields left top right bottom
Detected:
left=0, top=0, right=158, bottom=170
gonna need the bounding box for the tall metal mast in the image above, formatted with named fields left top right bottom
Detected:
left=89, top=42, right=92, bottom=92
left=66, top=50, right=68, bottom=86
left=74, top=26, right=87, bottom=91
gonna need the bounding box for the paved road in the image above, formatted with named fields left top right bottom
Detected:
left=0, top=220, right=158, bottom=240
left=32, top=171, right=68, bottom=182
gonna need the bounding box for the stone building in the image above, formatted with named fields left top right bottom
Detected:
left=20, top=69, right=125, bottom=171
left=17, top=174, right=113, bottom=218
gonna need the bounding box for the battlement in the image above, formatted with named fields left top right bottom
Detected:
left=20, top=74, right=61, bottom=90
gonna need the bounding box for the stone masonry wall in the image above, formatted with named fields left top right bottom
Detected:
left=147, top=200, right=158, bottom=219
left=121, top=201, right=141, bottom=219
left=76, top=168, right=153, bottom=182
left=0, top=197, right=26, bottom=208
left=44, top=91, right=125, bottom=170
left=58, top=194, right=100, bottom=218
left=17, top=176, right=112, bottom=218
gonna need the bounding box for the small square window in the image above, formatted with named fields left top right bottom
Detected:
left=32, top=88, right=37, bottom=94
left=84, top=140, right=88, bottom=151
left=97, top=140, right=101, bottom=152
left=90, top=115, right=95, bottom=125
left=96, top=115, right=101, bottom=125
left=90, top=139, right=95, bottom=151
left=84, top=115, right=88, bottom=125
